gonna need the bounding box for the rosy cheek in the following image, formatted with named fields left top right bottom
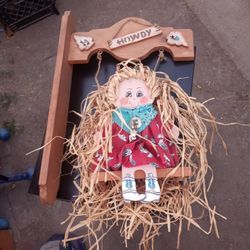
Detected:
left=139, top=96, right=149, bottom=104
left=120, top=97, right=129, bottom=106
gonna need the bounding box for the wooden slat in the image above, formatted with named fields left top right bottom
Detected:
left=0, top=230, right=15, bottom=250
left=96, top=167, right=192, bottom=182
left=39, top=11, right=75, bottom=204
left=68, top=17, right=194, bottom=63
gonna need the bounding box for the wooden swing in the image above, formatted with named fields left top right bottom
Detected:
left=38, top=11, right=195, bottom=204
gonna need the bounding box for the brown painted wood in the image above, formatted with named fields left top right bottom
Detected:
left=0, top=230, right=15, bottom=250
left=68, top=17, right=194, bottom=64
left=39, top=11, right=75, bottom=204
left=96, top=167, right=192, bottom=182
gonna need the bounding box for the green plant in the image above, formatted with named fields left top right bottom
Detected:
left=0, top=92, right=17, bottom=110
left=2, top=119, right=24, bottom=135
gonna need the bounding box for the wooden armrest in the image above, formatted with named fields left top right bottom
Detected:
left=39, top=11, right=75, bottom=204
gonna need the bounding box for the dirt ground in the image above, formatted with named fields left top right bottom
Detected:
left=0, top=0, right=250, bottom=249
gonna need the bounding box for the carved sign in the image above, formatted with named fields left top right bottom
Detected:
left=108, top=26, right=162, bottom=49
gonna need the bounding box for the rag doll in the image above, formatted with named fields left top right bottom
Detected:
left=92, top=61, right=180, bottom=202
left=65, top=59, right=226, bottom=249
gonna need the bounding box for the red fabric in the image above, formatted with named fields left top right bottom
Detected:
left=93, top=114, right=179, bottom=171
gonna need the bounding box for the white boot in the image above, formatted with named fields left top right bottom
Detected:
left=122, top=174, right=145, bottom=202
left=142, top=173, right=160, bottom=203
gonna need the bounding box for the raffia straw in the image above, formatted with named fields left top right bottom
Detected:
left=63, top=59, right=231, bottom=249
left=26, top=135, right=66, bottom=155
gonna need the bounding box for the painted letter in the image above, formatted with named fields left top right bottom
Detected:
left=116, top=38, right=125, bottom=45
left=141, top=31, right=147, bottom=38
left=124, top=36, right=131, bottom=43
left=130, top=33, right=140, bottom=41
left=145, top=29, right=151, bottom=37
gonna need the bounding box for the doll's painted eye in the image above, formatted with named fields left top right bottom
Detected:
left=125, top=91, right=132, bottom=98
left=136, top=90, right=144, bottom=98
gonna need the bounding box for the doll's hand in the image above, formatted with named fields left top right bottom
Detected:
left=171, top=124, right=180, bottom=139
left=94, top=131, right=102, bottom=141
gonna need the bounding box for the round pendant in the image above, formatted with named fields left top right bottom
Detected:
left=130, top=117, right=142, bottom=130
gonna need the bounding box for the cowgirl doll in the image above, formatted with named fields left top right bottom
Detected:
left=92, top=60, right=180, bottom=202
left=65, top=59, right=224, bottom=248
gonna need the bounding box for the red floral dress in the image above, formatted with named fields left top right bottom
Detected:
left=93, top=105, right=179, bottom=171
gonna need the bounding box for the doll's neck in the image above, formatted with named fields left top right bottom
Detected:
left=117, top=103, right=155, bottom=113
left=113, top=104, right=158, bottom=133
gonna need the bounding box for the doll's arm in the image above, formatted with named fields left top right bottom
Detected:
left=171, top=124, right=180, bottom=139
left=94, top=131, right=103, bottom=141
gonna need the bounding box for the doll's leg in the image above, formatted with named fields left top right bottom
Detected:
left=142, top=165, right=161, bottom=203
left=122, top=167, right=146, bottom=202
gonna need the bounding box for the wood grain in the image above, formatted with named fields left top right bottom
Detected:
left=39, top=11, right=75, bottom=204
left=68, top=17, right=194, bottom=63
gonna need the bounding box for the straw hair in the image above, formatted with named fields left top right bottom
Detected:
left=63, top=59, right=225, bottom=249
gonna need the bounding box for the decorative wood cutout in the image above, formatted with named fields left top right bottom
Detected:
left=74, top=35, right=94, bottom=50
left=166, top=31, right=188, bottom=47
left=68, top=17, right=194, bottom=63
left=108, top=26, right=162, bottom=49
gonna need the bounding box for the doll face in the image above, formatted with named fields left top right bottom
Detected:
left=115, top=78, right=154, bottom=108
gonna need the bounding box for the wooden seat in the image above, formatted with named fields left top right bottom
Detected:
left=96, top=167, right=192, bottom=182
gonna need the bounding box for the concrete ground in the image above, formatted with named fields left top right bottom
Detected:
left=0, top=0, right=249, bottom=249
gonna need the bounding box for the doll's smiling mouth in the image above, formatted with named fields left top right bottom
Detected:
left=127, top=97, right=142, bottom=108
left=128, top=102, right=140, bottom=108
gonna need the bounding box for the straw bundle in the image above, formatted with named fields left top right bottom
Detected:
left=63, top=59, right=225, bottom=249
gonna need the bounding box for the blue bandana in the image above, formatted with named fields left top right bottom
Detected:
left=112, top=104, right=158, bottom=133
